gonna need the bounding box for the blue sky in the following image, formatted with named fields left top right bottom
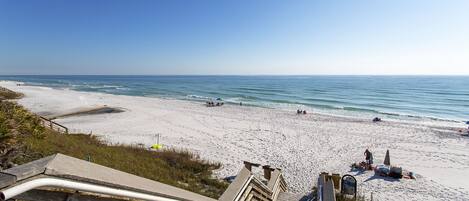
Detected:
left=1, top=0, right=468, bottom=75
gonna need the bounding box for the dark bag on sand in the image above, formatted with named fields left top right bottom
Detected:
left=389, top=167, right=402, bottom=179
left=375, top=165, right=390, bottom=176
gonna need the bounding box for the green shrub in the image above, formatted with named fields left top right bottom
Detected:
left=1, top=100, right=228, bottom=198
left=0, top=87, right=23, bottom=100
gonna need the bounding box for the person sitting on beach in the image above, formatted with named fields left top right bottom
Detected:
left=297, top=109, right=301, bottom=114
left=303, top=110, right=307, bottom=115
left=372, top=117, right=381, bottom=122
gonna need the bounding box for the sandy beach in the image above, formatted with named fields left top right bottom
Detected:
left=1, top=80, right=468, bottom=201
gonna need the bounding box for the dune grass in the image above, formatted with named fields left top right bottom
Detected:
left=0, top=86, right=23, bottom=100
left=0, top=98, right=228, bottom=198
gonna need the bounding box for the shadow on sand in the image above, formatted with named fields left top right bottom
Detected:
left=350, top=169, right=368, bottom=177
left=364, top=174, right=400, bottom=183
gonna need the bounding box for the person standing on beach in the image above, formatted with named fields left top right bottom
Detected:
left=364, top=149, right=373, bottom=165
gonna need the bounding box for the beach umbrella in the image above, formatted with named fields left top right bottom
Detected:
left=384, top=150, right=390, bottom=166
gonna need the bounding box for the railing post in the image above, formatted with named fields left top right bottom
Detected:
left=262, top=165, right=274, bottom=180
left=243, top=161, right=260, bottom=171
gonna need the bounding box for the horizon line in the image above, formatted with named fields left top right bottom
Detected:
left=1, top=74, right=469, bottom=77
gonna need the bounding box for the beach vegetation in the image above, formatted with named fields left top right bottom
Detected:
left=0, top=86, right=23, bottom=100
left=0, top=99, right=228, bottom=198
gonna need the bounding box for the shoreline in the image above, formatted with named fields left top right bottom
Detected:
left=1, top=80, right=469, bottom=200
left=3, top=78, right=466, bottom=125
left=4, top=80, right=466, bottom=127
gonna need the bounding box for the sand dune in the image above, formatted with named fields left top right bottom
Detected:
left=1, top=81, right=468, bottom=201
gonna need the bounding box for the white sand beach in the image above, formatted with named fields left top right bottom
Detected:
left=1, top=81, right=468, bottom=201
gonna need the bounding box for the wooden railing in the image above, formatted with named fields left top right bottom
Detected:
left=39, top=116, right=68, bottom=134
left=317, top=174, right=336, bottom=201
left=267, top=169, right=288, bottom=201
left=219, top=166, right=287, bottom=201
left=0, top=153, right=217, bottom=201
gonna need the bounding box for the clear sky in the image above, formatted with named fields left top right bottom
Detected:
left=1, top=0, right=469, bottom=75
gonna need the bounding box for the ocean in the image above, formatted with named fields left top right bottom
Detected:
left=1, top=75, right=468, bottom=123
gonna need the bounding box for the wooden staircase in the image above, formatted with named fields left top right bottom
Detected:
left=219, top=162, right=289, bottom=201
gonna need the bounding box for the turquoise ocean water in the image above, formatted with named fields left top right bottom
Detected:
left=1, top=75, right=468, bottom=123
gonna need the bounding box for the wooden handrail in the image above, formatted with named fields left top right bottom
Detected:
left=267, top=169, right=287, bottom=201
left=39, top=116, right=68, bottom=134
left=318, top=174, right=336, bottom=201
